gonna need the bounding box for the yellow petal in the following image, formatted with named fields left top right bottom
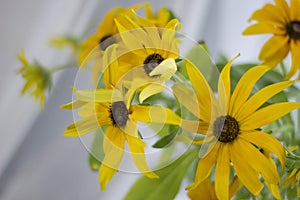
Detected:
left=259, top=35, right=289, bottom=61
left=285, top=40, right=300, bottom=80
left=185, top=61, right=215, bottom=122
left=181, top=120, right=209, bottom=134
left=238, top=138, right=280, bottom=184
left=266, top=182, right=282, bottom=200
left=274, top=0, right=290, bottom=22
left=229, top=65, right=270, bottom=116
left=75, top=89, right=123, bottom=102
left=130, top=104, right=181, bottom=125
left=215, top=144, right=230, bottom=200
left=99, top=164, right=117, bottom=191
left=218, top=54, right=239, bottom=113
left=229, top=176, right=243, bottom=198
left=243, top=23, right=285, bottom=35
left=99, top=126, right=125, bottom=190
left=126, top=134, right=159, bottom=178
left=236, top=80, right=294, bottom=120
left=60, top=100, right=87, bottom=110
left=64, top=115, right=104, bottom=137
left=240, top=102, right=300, bottom=130
left=139, top=82, right=166, bottom=103
left=172, top=83, right=200, bottom=119
left=149, top=58, right=177, bottom=79
left=291, top=0, right=300, bottom=20
left=239, top=130, right=285, bottom=168
left=186, top=142, right=220, bottom=190
left=187, top=178, right=215, bottom=200
left=230, top=140, right=264, bottom=195
left=124, top=78, right=148, bottom=108
left=249, top=4, right=286, bottom=25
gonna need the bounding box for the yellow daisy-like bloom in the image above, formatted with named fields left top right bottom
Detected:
left=173, top=57, right=300, bottom=200
left=187, top=176, right=242, bottom=200
left=17, top=50, right=51, bottom=105
left=61, top=80, right=181, bottom=190
left=78, top=4, right=144, bottom=83
left=113, top=16, right=181, bottom=102
left=243, top=0, right=300, bottom=80
left=284, top=168, right=300, bottom=197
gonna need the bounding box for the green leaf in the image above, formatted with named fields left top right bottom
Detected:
left=88, top=128, right=105, bottom=171
left=152, top=131, right=177, bottom=148
left=124, top=150, right=198, bottom=200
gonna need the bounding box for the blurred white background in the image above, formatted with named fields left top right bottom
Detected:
left=0, top=0, right=267, bottom=199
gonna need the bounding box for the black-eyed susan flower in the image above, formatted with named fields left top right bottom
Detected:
left=187, top=176, right=242, bottom=200
left=78, top=4, right=144, bottom=83
left=243, top=0, right=300, bottom=80
left=113, top=16, right=181, bottom=102
left=61, top=80, right=181, bottom=190
left=173, top=57, right=300, bottom=199
left=284, top=167, right=300, bottom=197
left=17, top=50, right=51, bottom=105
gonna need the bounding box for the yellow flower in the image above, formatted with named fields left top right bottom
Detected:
left=17, top=50, right=51, bottom=105
left=187, top=176, right=242, bottom=200
left=78, top=4, right=144, bottom=83
left=144, top=3, right=174, bottom=27
left=61, top=80, right=181, bottom=190
left=173, top=57, right=300, bottom=199
left=113, top=17, right=181, bottom=102
left=284, top=168, right=300, bottom=197
left=243, top=0, right=300, bottom=80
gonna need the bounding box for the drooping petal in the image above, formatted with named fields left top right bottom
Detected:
left=237, top=138, right=280, bottom=184
left=229, top=176, right=243, bottom=198
left=139, top=82, right=166, bottom=103
left=126, top=134, right=159, bottom=178
left=236, top=80, right=294, bottom=120
left=99, top=126, right=125, bottom=190
left=186, top=142, right=220, bottom=190
left=259, top=35, right=289, bottom=62
left=240, top=102, right=300, bottom=130
left=230, top=140, right=264, bottom=195
left=130, top=104, right=181, bottom=125
left=285, top=40, right=300, bottom=80
left=124, top=78, right=148, bottom=108
left=229, top=65, right=270, bottom=117
left=149, top=58, right=177, bottom=79
left=218, top=55, right=239, bottom=113
left=239, top=130, right=285, bottom=168
left=242, top=23, right=285, bottom=35
left=187, top=178, right=216, bottom=200
left=215, top=144, right=230, bottom=200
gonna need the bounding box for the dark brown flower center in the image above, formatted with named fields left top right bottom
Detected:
left=99, top=35, right=115, bottom=51
left=286, top=21, right=300, bottom=40
left=213, top=115, right=239, bottom=143
left=143, top=53, right=164, bottom=77
left=110, top=101, right=129, bottom=128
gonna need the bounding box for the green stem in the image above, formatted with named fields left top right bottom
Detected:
left=280, top=62, right=287, bottom=78
left=49, top=61, right=78, bottom=73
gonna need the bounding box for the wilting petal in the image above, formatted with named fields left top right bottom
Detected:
left=126, top=134, right=158, bottom=178
left=186, top=142, right=220, bottom=190
left=215, top=144, right=230, bottom=200
left=229, top=65, right=270, bottom=117
left=236, top=80, right=294, bottom=120
left=130, top=104, right=181, bottom=125
left=230, top=140, right=264, bottom=195
left=240, top=102, right=300, bottom=130
left=239, top=130, right=285, bottom=168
